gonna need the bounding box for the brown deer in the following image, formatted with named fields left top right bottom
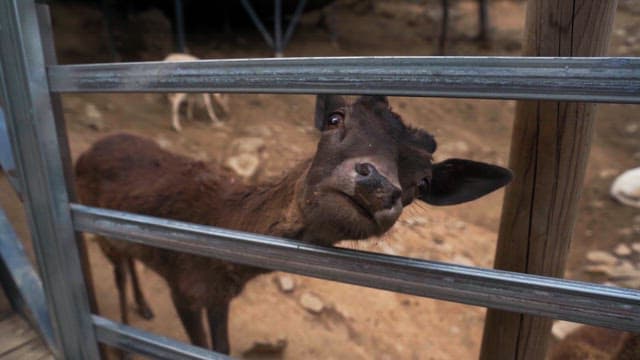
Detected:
left=75, top=95, right=512, bottom=354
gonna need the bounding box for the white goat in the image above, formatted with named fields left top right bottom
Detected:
left=163, top=53, right=230, bottom=132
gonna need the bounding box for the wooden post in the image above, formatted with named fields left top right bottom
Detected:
left=479, top=1, right=618, bottom=360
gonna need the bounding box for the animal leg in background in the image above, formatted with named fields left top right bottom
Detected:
left=128, top=258, right=154, bottom=319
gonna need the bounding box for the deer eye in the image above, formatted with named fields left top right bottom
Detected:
left=327, top=112, right=344, bottom=129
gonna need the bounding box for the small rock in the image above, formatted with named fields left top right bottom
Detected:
left=614, top=243, right=632, bottom=256
left=610, top=167, right=640, bottom=208
left=584, top=264, right=611, bottom=275
left=242, top=338, right=287, bottom=358
left=452, top=254, right=475, bottom=267
left=598, top=169, right=618, bottom=179
left=586, top=250, right=618, bottom=265
left=299, top=292, right=324, bottom=313
left=584, top=229, right=594, bottom=237
left=618, top=228, right=634, bottom=237
left=225, top=153, right=260, bottom=179
left=403, top=216, right=427, bottom=227
left=614, top=28, right=627, bottom=37
left=552, top=321, right=583, bottom=340
left=82, top=103, right=105, bottom=131
left=452, top=220, right=466, bottom=230
left=230, top=137, right=265, bottom=155
left=377, top=242, right=397, bottom=255
left=246, top=125, right=272, bottom=137
left=277, top=275, right=295, bottom=293
left=631, top=243, right=640, bottom=253
left=625, top=123, right=639, bottom=134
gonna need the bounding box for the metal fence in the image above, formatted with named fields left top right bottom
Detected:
left=0, top=0, right=639, bottom=359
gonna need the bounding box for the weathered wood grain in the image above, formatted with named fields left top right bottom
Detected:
left=480, top=1, right=619, bottom=360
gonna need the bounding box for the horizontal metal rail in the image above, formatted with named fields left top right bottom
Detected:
left=48, top=56, right=640, bottom=103
left=92, top=315, right=230, bottom=360
left=72, top=204, right=640, bottom=332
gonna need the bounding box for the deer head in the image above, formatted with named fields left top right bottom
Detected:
left=300, top=95, right=512, bottom=244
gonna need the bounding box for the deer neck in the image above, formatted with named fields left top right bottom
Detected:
left=221, top=160, right=310, bottom=240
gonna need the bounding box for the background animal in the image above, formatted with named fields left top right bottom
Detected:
left=163, top=53, right=230, bottom=131
left=75, top=95, right=512, bottom=353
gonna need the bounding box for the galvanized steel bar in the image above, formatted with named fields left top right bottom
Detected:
left=240, top=0, right=275, bottom=48
left=0, top=208, right=58, bottom=355
left=274, top=0, right=283, bottom=56
left=48, top=56, right=640, bottom=103
left=283, top=0, right=307, bottom=48
left=0, top=0, right=100, bottom=358
left=72, top=204, right=640, bottom=332
left=93, top=315, right=230, bottom=360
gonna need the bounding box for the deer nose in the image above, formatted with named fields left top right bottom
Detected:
left=354, top=162, right=402, bottom=214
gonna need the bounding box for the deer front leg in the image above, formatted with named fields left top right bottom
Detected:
left=207, top=302, right=230, bottom=354
left=127, top=258, right=154, bottom=320
left=171, top=290, right=209, bottom=348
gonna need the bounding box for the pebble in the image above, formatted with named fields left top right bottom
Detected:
left=610, top=168, right=640, bottom=209
left=551, top=321, right=583, bottom=340
left=618, top=228, right=634, bottom=237
left=625, top=123, right=639, bottom=134
left=82, top=103, right=105, bottom=131
left=586, top=250, right=618, bottom=265
left=403, top=216, right=427, bottom=227
left=614, top=243, right=632, bottom=256
left=632, top=243, right=640, bottom=254
left=452, top=254, right=475, bottom=267
left=299, top=293, right=324, bottom=313
left=598, top=169, right=618, bottom=179
left=230, top=137, right=265, bottom=154
left=225, top=153, right=260, bottom=179
left=242, top=338, right=287, bottom=357
left=277, top=275, right=295, bottom=293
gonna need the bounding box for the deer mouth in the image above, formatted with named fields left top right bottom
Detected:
left=332, top=191, right=401, bottom=232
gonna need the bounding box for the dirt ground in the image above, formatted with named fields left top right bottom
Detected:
left=1, top=0, right=639, bottom=359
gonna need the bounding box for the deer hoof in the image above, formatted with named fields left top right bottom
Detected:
left=138, top=306, right=154, bottom=320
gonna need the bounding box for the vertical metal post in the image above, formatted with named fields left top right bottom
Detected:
left=240, top=0, right=275, bottom=49
left=480, top=1, right=619, bottom=359
left=274, top=0, right=284, bottom=57
left=283, top=0, right=307, bottom=49
left=439, top=0, right=449, bottom=55
left=477, top=0, right=488, bottom=42
left=174, top=0, right=186, bottom=53
left=0, top=0, right=100, bottom=358
left=36, top=5, right=107, bottom=358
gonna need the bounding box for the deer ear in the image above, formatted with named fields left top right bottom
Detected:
left=419, top=159, right=512, bottom=206
left=315, top=95, right=346, bottom=130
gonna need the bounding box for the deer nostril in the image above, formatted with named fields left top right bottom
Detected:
left=355, top=162, right=373, bottom=177
left=390, top=188, right=402, bottom=204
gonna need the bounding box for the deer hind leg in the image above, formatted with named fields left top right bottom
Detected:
left=112, top=258, right=129, bottom=324
left=128, top=258, right=154, bottom=320
left=212, top=93, right=230, bottom=115
left=170, top=289, right=209, bottom=348
left=207, top=302, right=230, bottom=354
left=170, top=93, right=186, bottom=132
left=203, top=94, right=221, bottom=125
